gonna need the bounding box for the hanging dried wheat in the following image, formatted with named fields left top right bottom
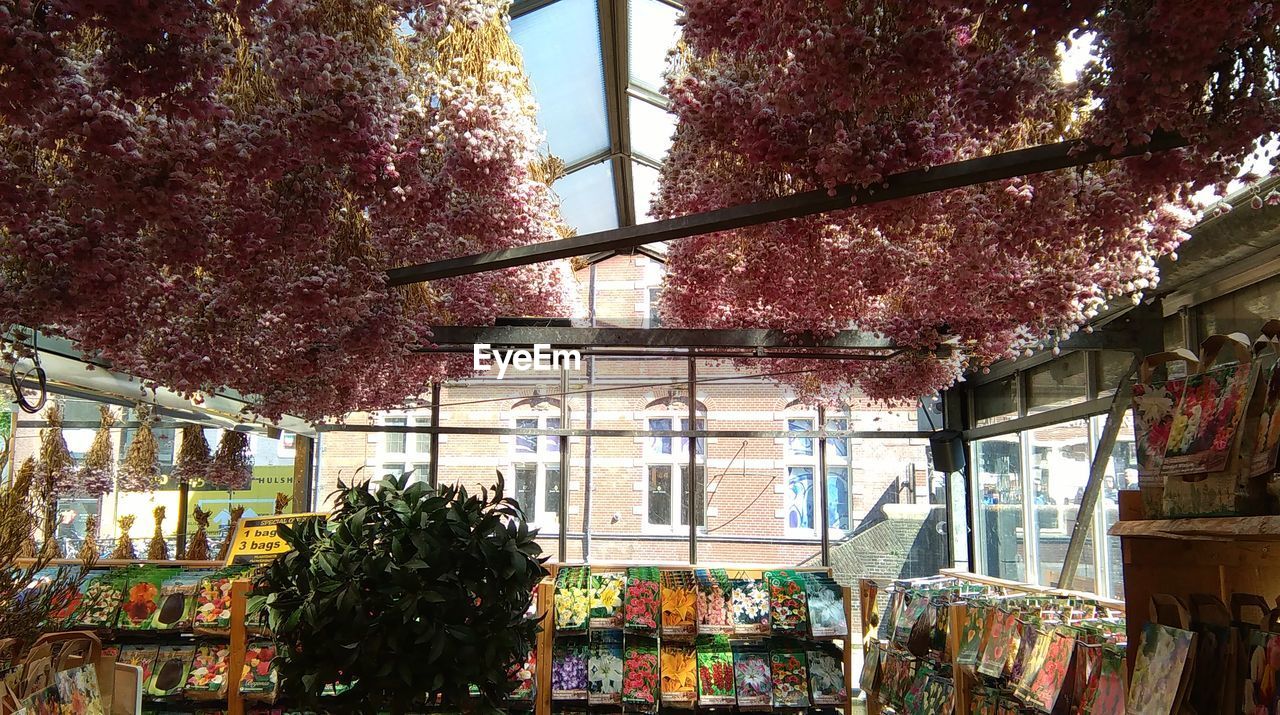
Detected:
left=274, top=492, right=290, bottom=515
left=215, top=505, right=245, bottom=562
left=147, top=506, right=168, bottom=560
left=76, top=406, right=116, bottom=497
left=208, top=431, right=253, bottom=490
left=173, top=424, right=211, bottom=485
left=77, top=515, right=99, bottom=562
left=39, top=403, right=76, bottom=497
left=15, top=458, right=37, bottom=559
left=185, top=506, right=211, bottom=561
left=118, top=404, right=160, bottom=492
left=111, top=515, right=136, bottom=560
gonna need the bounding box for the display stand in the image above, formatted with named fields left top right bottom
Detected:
left=228, top=579, right=249, bottom=715
left=1109, top=515, right=1280, bottom=672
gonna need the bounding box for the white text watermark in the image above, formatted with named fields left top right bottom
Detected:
left=473, top=343, right=582, bottom=379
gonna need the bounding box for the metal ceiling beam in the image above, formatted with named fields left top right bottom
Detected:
left=598, top=0, right=635, bottom=228
left=386, top=131, right=1189, bottom=286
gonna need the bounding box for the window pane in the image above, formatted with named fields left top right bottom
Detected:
left=627, top=0, right=682, bottom=91
left=974, top=374, right=1019, bottom=426
left=1097, top=413, right=1134, bottom=599
left=553, top=160, right=619, bottom=234
left=630, top=96, right=676, bottom=162
left=380, top=463, right=405, bottom=482
left=648, top=465, right=672, bottom=526
left=384, top=417, right=406, bottom=453
left=1095, top=351, right=1135, bottom=398
left=787, top=419, right=814, bottom=456
left=515, top=463, right=538, bottom=519
left=414, top=418, right=430, bottom=453
left=1027, top=353, right=1089, bottom=414
left=515, top=418, right=538, bottom=453
left=972, top=436, right=1026, bottom=582
left=827, top=467, right=850, bottom=531
left=545, top=417, right=561, bottom=453
left=786, top=466, right=814, bottom=530
left=648, top=418, right=672, bottom=454
left=647, top=287, right=663, bottom=326
left=826, top=418, right=849, bottom=458
left=1196, top=271, right=1280, bottom=338
left=679, top=418, right=705, bottom=456
left=679, top=465, right=705, bottom=527
left=1029, top=420, right=1096, bottom=593
left=633, top=161, right=661, bottom=224
left=412, top=463, right=430, bottom=482
left=545, top=465, right=562, bottom=517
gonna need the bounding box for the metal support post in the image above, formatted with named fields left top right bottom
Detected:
left=817, top=405, right=830, bottom=566
left=688, top=357, right=698, bottom=565
left=559, top=368, right=570, bottom=563
left=428, top=383, right=441, bottom=489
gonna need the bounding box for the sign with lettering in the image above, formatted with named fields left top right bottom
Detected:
left=224, top=513, right=326, bottom=566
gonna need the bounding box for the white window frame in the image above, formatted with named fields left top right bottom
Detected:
left=508, top=414, right=562, bottom=531
left=642, top=415, right=706, bottom=535
left=782, top=414, right=854, bottom=538
left=374, top=412, right=431, bottom=486
left=824, top=415, right=854, bottom=538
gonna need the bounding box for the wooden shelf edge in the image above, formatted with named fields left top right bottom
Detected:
left=1108, top=515, right=1280, bottom=541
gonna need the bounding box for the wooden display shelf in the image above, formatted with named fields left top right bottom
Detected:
left=1108, top=514, right=1280, bottom=541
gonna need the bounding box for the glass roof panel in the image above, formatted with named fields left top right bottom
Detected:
left=628, top=0, right=682, bottom=92
left=555, top=160, right=620, bottom=234
left=512, top=0, right=610, bottom=164
left=629, top=96, right=676, bottom=163
left=632, top=161, right=661, bottom=224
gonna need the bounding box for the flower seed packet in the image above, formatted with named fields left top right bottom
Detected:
left=900, top=660, right=934, bottom=713
left=802, top=573, right=847, bottom=638
left=552, top=636, right=589, bottom=700
left=555, top=566, right=590, bottom=635
left=732, top=641, right=770, bottom=711
left=621, top=636, right=660, bottom=711
left=1128, top=622, right=1196, bottom=715
left=1025, top=629, right=1076, bottom=712
left=956, top=604, right=986, bottom=667
left=624, top=567, right=660, bottom=634
left=893, top=594, right=928, bottom=648
left=588, top=630, right=624, bottom=705
left=152, top=569, right=205, bottom=631
left=118, top=566, right=178, bottom=630
left=918, top=674, right=955, bottom=715
left=184, top=641, right=231, bottom=700
left=661, top=570, right=697, bottom=640
left=730, top=579, right=770, bottom=635
left=507, top=649, right=536, bottom=703
left=194, top=566, right=250, bottom=635
left=589, top=571, right=625, bottom=630
left=805, top=644, right=846, bottom=706
left=858, top=640, right=882, bottom=693
left=1080, top=645, right=1127, bottom=715
left=147, top=644, right=195, bottom=698
left=659, top=642, right=697, bottom=707
left=769, top=645, right=810, bottom=708
left=239, top=640, right=279, bottom=702
left=765, top=570, right=809, bottom=635
left=118, top=645, right=158, bottom=686
left=977, top=609, right=1016, bottom=678
left=72, top=569, right=129, bottom=628
left=695, top=569, right=733, bottom=635
left=695, top=635, right=735, bottom=706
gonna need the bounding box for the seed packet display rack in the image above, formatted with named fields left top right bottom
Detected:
left=539, top=563, right=855, bottom=715
left=859, top=572, right=1126, bottom=715
left=20, top=558, right=256, bottom=715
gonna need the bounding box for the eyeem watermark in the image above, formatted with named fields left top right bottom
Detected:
left=473, top=343, right=582, bottom=379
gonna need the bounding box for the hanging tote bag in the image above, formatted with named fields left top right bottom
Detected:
left=1130, top=348, right=1200, bottom=518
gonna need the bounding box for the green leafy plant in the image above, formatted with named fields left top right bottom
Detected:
left=260, top=472, right=547, bottom=713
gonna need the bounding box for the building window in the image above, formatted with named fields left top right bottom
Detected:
left=383, top=416, right=407, bottom=454
left=414, top=418, right=431, bottom=454
left=786, top=466, right=814, bottom=530
left=648, top=287, right=663, bottom=328
left=783, top=415, right=852, bottom=536
left=379, top=463, right=406, bottom=486
left=644, top=416, right=705, bottom=532
left=373, top=413, right=430, bottom=485
left=510, top=415, right=562, bottom=527
left=825, top=417, right=852, bottom=535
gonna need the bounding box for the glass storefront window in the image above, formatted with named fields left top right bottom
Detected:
left=971, top=435, right=1025, bottom=582
left=1095, top=412, right=1134, bottom=599
left=1027, top=352, right=1088, bottom=414
left=1027, top=420, right=1096, bottom=593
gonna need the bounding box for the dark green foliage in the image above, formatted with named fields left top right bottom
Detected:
left=259, top=472, right=547, bottom=714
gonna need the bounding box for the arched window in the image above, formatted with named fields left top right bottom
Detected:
left=642, top=395, right=706, bottom=533
left=508, top=397, right=562, bottom=529
left=783, top=402, right=853, bottom=536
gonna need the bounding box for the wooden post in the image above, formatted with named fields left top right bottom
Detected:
left=535, top=574, right=554, bottom=715
left=228, top=579, right=249, bottom=715
left=842, top=584, right=855, bottom=715
left=859, top=579, right=882, bottom=715
left=949, top=602, right=971, bottom=715
left=292, top=435, right=315, bottom=512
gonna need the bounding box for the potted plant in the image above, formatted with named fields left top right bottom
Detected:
left=260, top=472, right=547, bottom=713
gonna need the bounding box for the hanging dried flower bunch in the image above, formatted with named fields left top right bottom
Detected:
left=274, top=493, right=290, bottom=515
left=39, top=403, right=76, bottom=498
left=207, top=431, right=253, bottom=490
left=77, top=515, right=99, bottom=563
left=185, top=506, right=212, bottom=561
left=147, top=506, right=168, bottom=561
left=173, top=424, right=211, bottom=485
left=15, top=458, right=38, bottom=559
left=111, top=515, right=136, bottom=560
left=76, top=406, right=116, bottom=497
left=118, top=404, right=160, bottom=492
left=216, top=505, right=245, bottom=563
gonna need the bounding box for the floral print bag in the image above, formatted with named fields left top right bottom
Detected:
left=1130, top=348, right=1199, bottom=518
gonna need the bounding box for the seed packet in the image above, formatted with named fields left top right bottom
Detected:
left=147, top=644, right=195, bottom=697
left=555, top=566, right=590, bottom=635
left=806, top=643, right=846, bottom=706
left=900, top=660, right=934, bottom=713
left=977, top=609, right=1016, bottom=678
left=879, top=589, right=904, bottom=642
left=695, top=635, right=735, bottom=706
left=765, top=571, right=809, bottom=635
left=589, top=572, right=626, bottom=630
left=695, top=569, right=732, bottom=635
left=194, top=566, right=250, bottom=635
left=730, top=579, right=770, bottom=635
left=71, top=569, right=128, bottom=628
left=118, top=566, right=178, bottom=630
left=1025, top=629, right=1077, bottom=713
left=185, top=641, right=231, bottom=700
left=918, top=675, right=955, bottom=714
left=661, top=570, right=697, bottom=640
left=930, top=598, right=950, bottom=658
left=956, top=605, right=986, bottom=667
left=893, top=594, right=928, bottom=648
left=802, top=573, right=847, bottom=638
left=769, top=645, right=810, bottom=708
left=623, top=568, right=660, bottom=634
left=858, top=640, right=882, bottom=693
left=1080, top=645, right=1127, bottom=715
left=118, top=645, right=158, bottom=686
left=877, top=649, right=915, bottom=711
left=732, top=641, right=771, bottom=711
left=551, top=636, right=589, bottom=700
left=507, top=649, right=536, bottom=703
left=151, top=569, right=205, bottom=630
left=239, top=640, right=279, bottom=703
left=588, top=630, right=623, bottom=705
left=621, top=636, right=659, bottom=711
left=1010, top=622, right=1045, bottom=700
left=659, top=642, right=696, bottom=707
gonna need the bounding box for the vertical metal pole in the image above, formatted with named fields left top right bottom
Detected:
left=583, top=355, right=594, bottom=561
left=559, top=367, right=570, bottom=564
left=688, top=357, right=698, bottom=565
left=817, top=405, right=830, bottom=566
left=1057, top=354, right=1140, bottom=589
left=428, top=383, right=441, bottom=489
left=291, top=435, right=316, bottom=512
left=175, top=480, right=190, bottom=557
